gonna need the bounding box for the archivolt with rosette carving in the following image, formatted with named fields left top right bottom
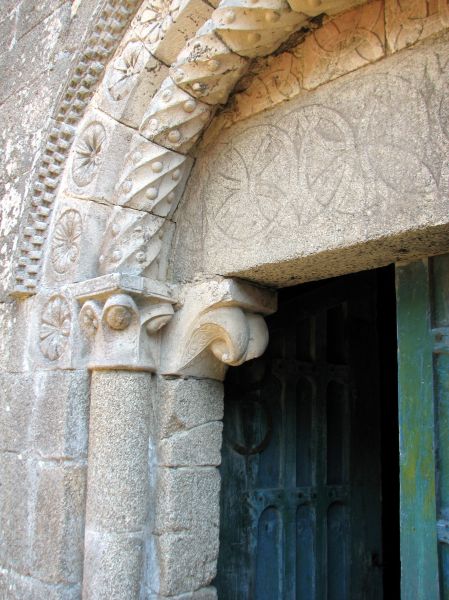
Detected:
left=12, top=0, right=369, bottom=299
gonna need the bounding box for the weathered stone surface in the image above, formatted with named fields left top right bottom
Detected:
left=156, top=529, right=219, bottom=595
left=155, top=467, right=220, bottom=534
left=4, top=1, right=449, bottom=599
left=386, top=0, right=449, bottom=53
left=287, top=0, right=365, bottom=17
left=0, top=453, right=30, bottom=573
left=132, top=0, right=214, bottom=66
left=211, top=0, right=307, bottom=59
left=31, top=462, right=86, bottom=584
left=170, top=20, right=249, bottom=106
left=0, top=298, right=36, bottom=373
left=0, top=568, right=80, bottom=600
left=40, top=194, right=110, bottom=289
left=98, top=205, right=175, bottom=279
left=64, top=109, right=135, bottom=204
left=0, top=0, right=127, bottom=300
left=31, top=370, right=89, bottom=459
left=86, top=371, right=152, bottom=532
left=0, top=2, right=19, bottom=56
left=112, top=137, right=193, bottom=218
left=0, top=373, right=34, bottom=453
left=97, top=40, right=168, bottom=129
left=83, top=532, right=144, bottom=600
left=0, top=3, right=70, bottom=106
left=203, top=52, right=304, bottom=138
left=174, top=33, right=449, bottom=287
left=83, top=371, right=153, bottom=598
left=299, top=0, right=385, bottom=90
left=203, top=0, right=386, bottom=139
left=158, top=421, right=223, bottom=466
left=140, top=77, right=214, bottom=154
left=7, top=0, right=144, bottom=298
left=0, top=66, right=69, bottom=300
left=75, top=276, right=175, bottom=371
left=155, top=377, right=224, bottom=438
left=28, top=292, right=77, bottom=370
left=161, top=278, right=276, bottom=380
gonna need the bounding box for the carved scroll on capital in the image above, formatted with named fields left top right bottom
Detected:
left=72, top=273, right=176, bottom=371
left=160, top=278, right=277, bottom=380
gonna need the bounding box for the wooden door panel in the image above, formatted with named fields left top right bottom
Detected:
left=396, top=255, right=449, bottom=599
left=216, top=273, right=383, bottom=599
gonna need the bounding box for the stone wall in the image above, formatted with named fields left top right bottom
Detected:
left=0, top=0, right=111, bottom=299
left=1, top=0, right=449, bottom=598
left=0, top=2, right=112, bottom=597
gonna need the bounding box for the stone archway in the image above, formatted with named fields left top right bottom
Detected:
left=2, top=0, right=449, bottom=598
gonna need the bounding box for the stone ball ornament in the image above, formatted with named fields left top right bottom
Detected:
left=103, top=294, right=137, bottom=330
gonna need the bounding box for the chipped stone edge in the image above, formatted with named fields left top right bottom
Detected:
left=12, top=0, right=145, bottom=297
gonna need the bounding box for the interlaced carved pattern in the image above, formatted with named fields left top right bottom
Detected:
left=12, top=0, right=370, bottom=295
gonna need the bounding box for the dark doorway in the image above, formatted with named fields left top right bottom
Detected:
left=216, top=266, right=400, bottom=599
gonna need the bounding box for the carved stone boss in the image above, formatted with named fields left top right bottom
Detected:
left=71, top=273, right=276, bottom=377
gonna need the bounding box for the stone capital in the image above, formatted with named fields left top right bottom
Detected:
left=160, top=278, right=277, bottom=381
left=71, top=273, right=176, bottom=371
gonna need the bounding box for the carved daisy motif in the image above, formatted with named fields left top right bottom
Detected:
left=39, top=295, right=71, bottom=361
left=51, top=209, right=82, bottom=274
left=72, top=122, right=106, bottom=187
left=107, top=42, right=147, bottom=101
left=138, top=0, right=181, bottom=45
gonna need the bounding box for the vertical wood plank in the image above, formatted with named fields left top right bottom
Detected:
left=430, top=254, right=449, bottom=599
left=396, top=260, right=440, bottom=599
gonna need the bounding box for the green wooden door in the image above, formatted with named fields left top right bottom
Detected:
left=216, top=272, right=383, bottom=599
left=396, top=254, right=449, bottom=599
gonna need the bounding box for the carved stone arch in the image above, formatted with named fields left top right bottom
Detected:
left=6, top=0, right=449, bottom=598
left=11, top=0, right=368, bottom=299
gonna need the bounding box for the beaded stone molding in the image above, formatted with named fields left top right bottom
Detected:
left=12, top=0, right=369, bottom=296
left=13, top=0, right=145, bottom=297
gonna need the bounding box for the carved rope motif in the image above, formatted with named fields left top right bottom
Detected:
left=12, top=0, right=371, bottom=296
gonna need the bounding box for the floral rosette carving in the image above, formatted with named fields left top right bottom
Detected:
left=106, top=41, right=149, bottom=101
left=39, top=295, right=71, bottom=361
left=51, top=209, right=83, bottom=274
left=136, top=0, right=182, bottom=45
left=72, top=122, right=107, bottom=187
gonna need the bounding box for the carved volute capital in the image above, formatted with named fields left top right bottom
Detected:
left=160, top=278, right=277, bottom=381
left=71, top=273, right=176, bottom=371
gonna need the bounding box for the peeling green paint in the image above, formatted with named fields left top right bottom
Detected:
left=396, top=259, right=440, bottom=599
